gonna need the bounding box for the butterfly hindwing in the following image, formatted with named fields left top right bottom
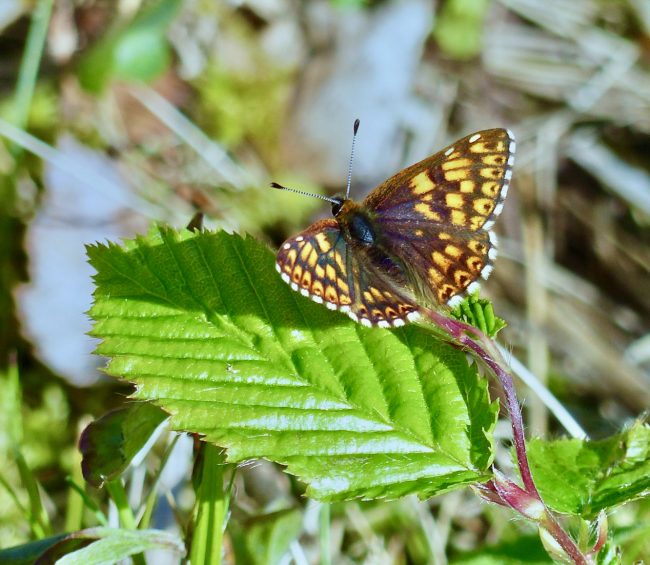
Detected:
left=374, top=221, right=496, bottom=306
left=276, top=220, right=419, bottom=326
left=276, top=220, right=353, bottom=309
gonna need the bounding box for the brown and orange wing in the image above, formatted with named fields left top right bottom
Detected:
left=276, top=220, right=419, bottom=327
left=364, top=128, right=515, bottom=307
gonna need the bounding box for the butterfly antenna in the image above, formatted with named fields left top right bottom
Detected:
left=270, top=182, right=340, bottom=204
left=345, top=118, right=360, bottom=199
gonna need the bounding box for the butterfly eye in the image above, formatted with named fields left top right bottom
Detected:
left=331, top=198, right=344, bottom=216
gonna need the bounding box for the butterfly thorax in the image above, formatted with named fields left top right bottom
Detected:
left=334, top=199, right=376, bottom=246
left=334, top=199, right=410, bottom=289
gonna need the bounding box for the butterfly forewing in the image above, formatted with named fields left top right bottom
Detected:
left=364, top=128, right=513, bottom=232
left=365, top=128, right=513, bottom=307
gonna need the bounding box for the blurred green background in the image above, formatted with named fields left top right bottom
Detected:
left=0, top=0, right=649, bottom=561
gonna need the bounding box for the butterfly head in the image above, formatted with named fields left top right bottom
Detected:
left=330, top=196, right=345, bottom=216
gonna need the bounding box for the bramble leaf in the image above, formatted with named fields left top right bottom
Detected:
left=527, top=421, right=650, bottom=518
left=87, top=226, right=498, bottom=501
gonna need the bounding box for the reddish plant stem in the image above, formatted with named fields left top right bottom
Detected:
left=543, top=513, right=590, bottom=565
left=422, top=309, right=539, bottom=497
left=421, top=308, right=589, bottom=564
left=461, top=337, right=540, bottom=497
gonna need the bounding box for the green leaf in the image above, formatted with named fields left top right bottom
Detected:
left=594, top=538, right=622, bottom=565
left=87, top=227, right=498, bottom=501
left=450, top=293, right=506, bottom=338
left=35, top=527, right=185, bottom=564
left=433, top=0, right=490, bottom=60
left=231, top=508, right=303, bottom=565
left=451, top=534, right=552, bottom=564
left=79, top=403, right=168, bottom=488
left=528, top=421, right=650, bottom=518
left=77, top=0, right=181, bottom=93
left=0, top=534, right=68, bottom=565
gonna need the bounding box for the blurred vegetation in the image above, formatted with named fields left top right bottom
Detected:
left=0, top=0, right=649, bottom=561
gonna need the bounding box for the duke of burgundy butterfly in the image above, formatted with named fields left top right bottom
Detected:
left=273, top=120, right=515, bottom=328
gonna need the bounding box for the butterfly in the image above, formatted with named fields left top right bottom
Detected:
left=274, top=127, right=515, bottom=328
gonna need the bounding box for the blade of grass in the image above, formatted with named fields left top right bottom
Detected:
left=495, top=345, right=587, bottom=439
left=15, top=450, right=52, bottom=538
left=10, top=0, right=53, bottom=155
left=0, top=117, right=161, bottom=218
left=64, top=418, right=85, bottom=532
left=138, top=433, right=180, bottom=529
left=319, top=503, right=331, bottom=565
left=105, top=479, right=145, bottom=565
left=64, top=477, right=108, bottom=527
left=64, top=438, right=85, bottom=532
left=190, top=444, right=230, bottom=565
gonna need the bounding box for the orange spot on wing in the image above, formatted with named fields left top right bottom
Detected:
left=451, top=210, right=467, bottom=226
left=411, top=171, right=435, bottom=194
left=415, top=203, right=441, bottom=221
left=444, top=169, right=468, bottom=182
left=300, top=242, right=313, bottom=261
left=481, top=168, right=502, bottom=179
left=312, top=280, right=324, bottom=297
left=432, top=251, right=451, bottom=272
left=454, top=270, right=472, bottom=288
left=471, top=141, right=505, bottom=153
left=370, top=287, right=384, bottom=301
left=442, top=158, right=472, bottom=170
left=474, top=198, right=495, bottom=215
left=468, top=240, right=487, bottom=254
left=315, top=233, right=332, bottom=253
left=333, top=252, right=346, bottom=274
left=307, top=249, right=319, bottom=268
left=438, top=284, right=456, bottom=302
left=444, top=244, right=463, bottom=258
left=482, top=181, right=500, bottom=197
left=325, top=286, right=338, bottom=302
left=467, top=257, right=483, bottom=272
left=445, top=193, right=464, bottom=209
left=460, top=180, right=476, bottom=193
left=469, top=216, right=485, bottom=230
left=483, top=154, right=506, bottom=166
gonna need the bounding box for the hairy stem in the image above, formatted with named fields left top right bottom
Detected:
left=422, top=309, right=539, bottom=496
left=421, top=307, right=588, bottom=564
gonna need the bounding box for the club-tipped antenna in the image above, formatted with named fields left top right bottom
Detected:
left=270, top=182, right=340, bottom=204
left=345, top=118, right=360, bottom=199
